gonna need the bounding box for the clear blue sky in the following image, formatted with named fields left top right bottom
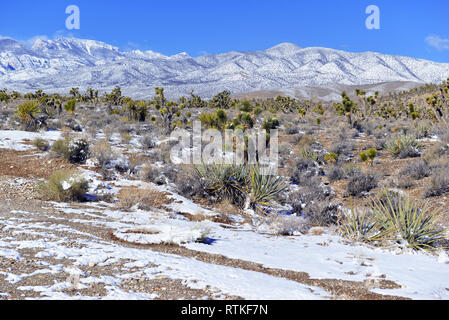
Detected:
left=1, top=0, right=449, bottom=62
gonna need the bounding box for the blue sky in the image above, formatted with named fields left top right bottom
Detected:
left=1, top=0, right=449, bottom=62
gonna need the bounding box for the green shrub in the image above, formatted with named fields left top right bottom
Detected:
left=360, top=151, right=368, bottom=162
left=360, top=148, right=377, bottom=165
left=324, top=152, right=338, bottom=164
left=39, top=170, right=89, bottom=202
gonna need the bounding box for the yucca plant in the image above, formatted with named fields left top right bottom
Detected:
left=195, top=164, right=248, bottom=207
left=385, top=135, right=422, bottom=158
left=370, top=194, right=447, bottom=253
left=247, top=165, right=287, bottom=209
left=299, top=146, right=320, bottom=162
left=339, top=200, right=379, bottom=242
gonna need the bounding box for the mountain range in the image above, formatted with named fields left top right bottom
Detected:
left=1, top=37, right=449, bottom=101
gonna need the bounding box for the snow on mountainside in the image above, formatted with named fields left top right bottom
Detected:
left=1, top=37, right=449, bottom=99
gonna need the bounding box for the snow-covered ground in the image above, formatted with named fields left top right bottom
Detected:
left=0, top=130, right=62, bottom=151
left=1, top=128, right=449, bottom=300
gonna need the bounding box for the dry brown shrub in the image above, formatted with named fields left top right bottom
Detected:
left=117, top=187, right=171, bottom=210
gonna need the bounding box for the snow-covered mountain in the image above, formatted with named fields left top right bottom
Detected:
left=1, top=37, right=449, bottom=99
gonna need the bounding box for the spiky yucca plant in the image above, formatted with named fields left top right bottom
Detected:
left=371, top=194, right=446, bottom=253
left=195, top=164, right=248, bottom=207
left=247, top=165, right=287, bottom=209
left=339, top=200, right=378, bottom=242
left=385, top=135, right=422, bottom=158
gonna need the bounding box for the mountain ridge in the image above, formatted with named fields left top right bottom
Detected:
left=1, top=37, right=448, bottom=100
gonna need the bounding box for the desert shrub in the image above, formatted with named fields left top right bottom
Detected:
left=424, top=173, right=449, bottom=198
left=385, top=135, right=422, bottom=158
left=400, top=160, right=431, bottom=180
left=360, top=151, right=368, bottom=162
left=374, top=138, right=386, bottom=150
left=326, top=165, right=345, bottom=182
left=413, top=123, right=432, bottom=139
left=278, top=142, right=292, bottom=156
left=371, top=193, right=446, bottom=252
left=127, top=155, right=143, bottom=176
left=140, top=135, right=155, bottom=149
left=67, top=139, right=89, bottom=163
left=395, top=176, right=415, bottom=189
left=329, top=141, right=354, bottom=156
left=51, top=138, right=70, bottom=158
left=360, top=148, right=377, bottom=165
left=304, top=201, right=340, bottom=227
left=423, top=143, right=449, bottom=162
left=174, top=169, right=209, bottom=199
left=91, top=140, right=116, bottom=168
left=117, top=187, right=167, bottom=210
left=342, top=162, right=361, bottom=177
left=366, top=148, right=377, bottom=163
left=141, top=164, right=164, bottom=185
left=263, top=215, right=309, bottom=236
left=290, top=158, right=323, bottom=185
left=120, top=132, right=132, bottom=144
left=39, top=170, right=88, bottom=202
left=346, top=172, right=377, bottom=197
left=286, top=126, right=299, bottom=135
left=33, top=138, right=50, bottom=151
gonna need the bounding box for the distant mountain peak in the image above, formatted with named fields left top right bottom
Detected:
left=265, top=42, right=302, bottom=55
left=0, top=36, right=448, bottom=100
left=170, top=52, right=191, bottom=60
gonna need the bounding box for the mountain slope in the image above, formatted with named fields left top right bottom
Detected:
left=1, top=37, right=448, bottom=99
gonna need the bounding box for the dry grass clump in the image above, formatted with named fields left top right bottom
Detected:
left=91, top=140, right=116, bottom=168
left=32, top=138, right=50, bottom=151
left=117, top=187, right=171, bottom=210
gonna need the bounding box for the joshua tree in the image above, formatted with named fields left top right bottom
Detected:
left=210, top=90, right=232, bottom=109
left=16, top=100, right=49, bottom=131
left=69, top=87, right=80, bottom=100
left=335, top=91, right=358, bottom=126
left=426, top=78, right=449, bottom=128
